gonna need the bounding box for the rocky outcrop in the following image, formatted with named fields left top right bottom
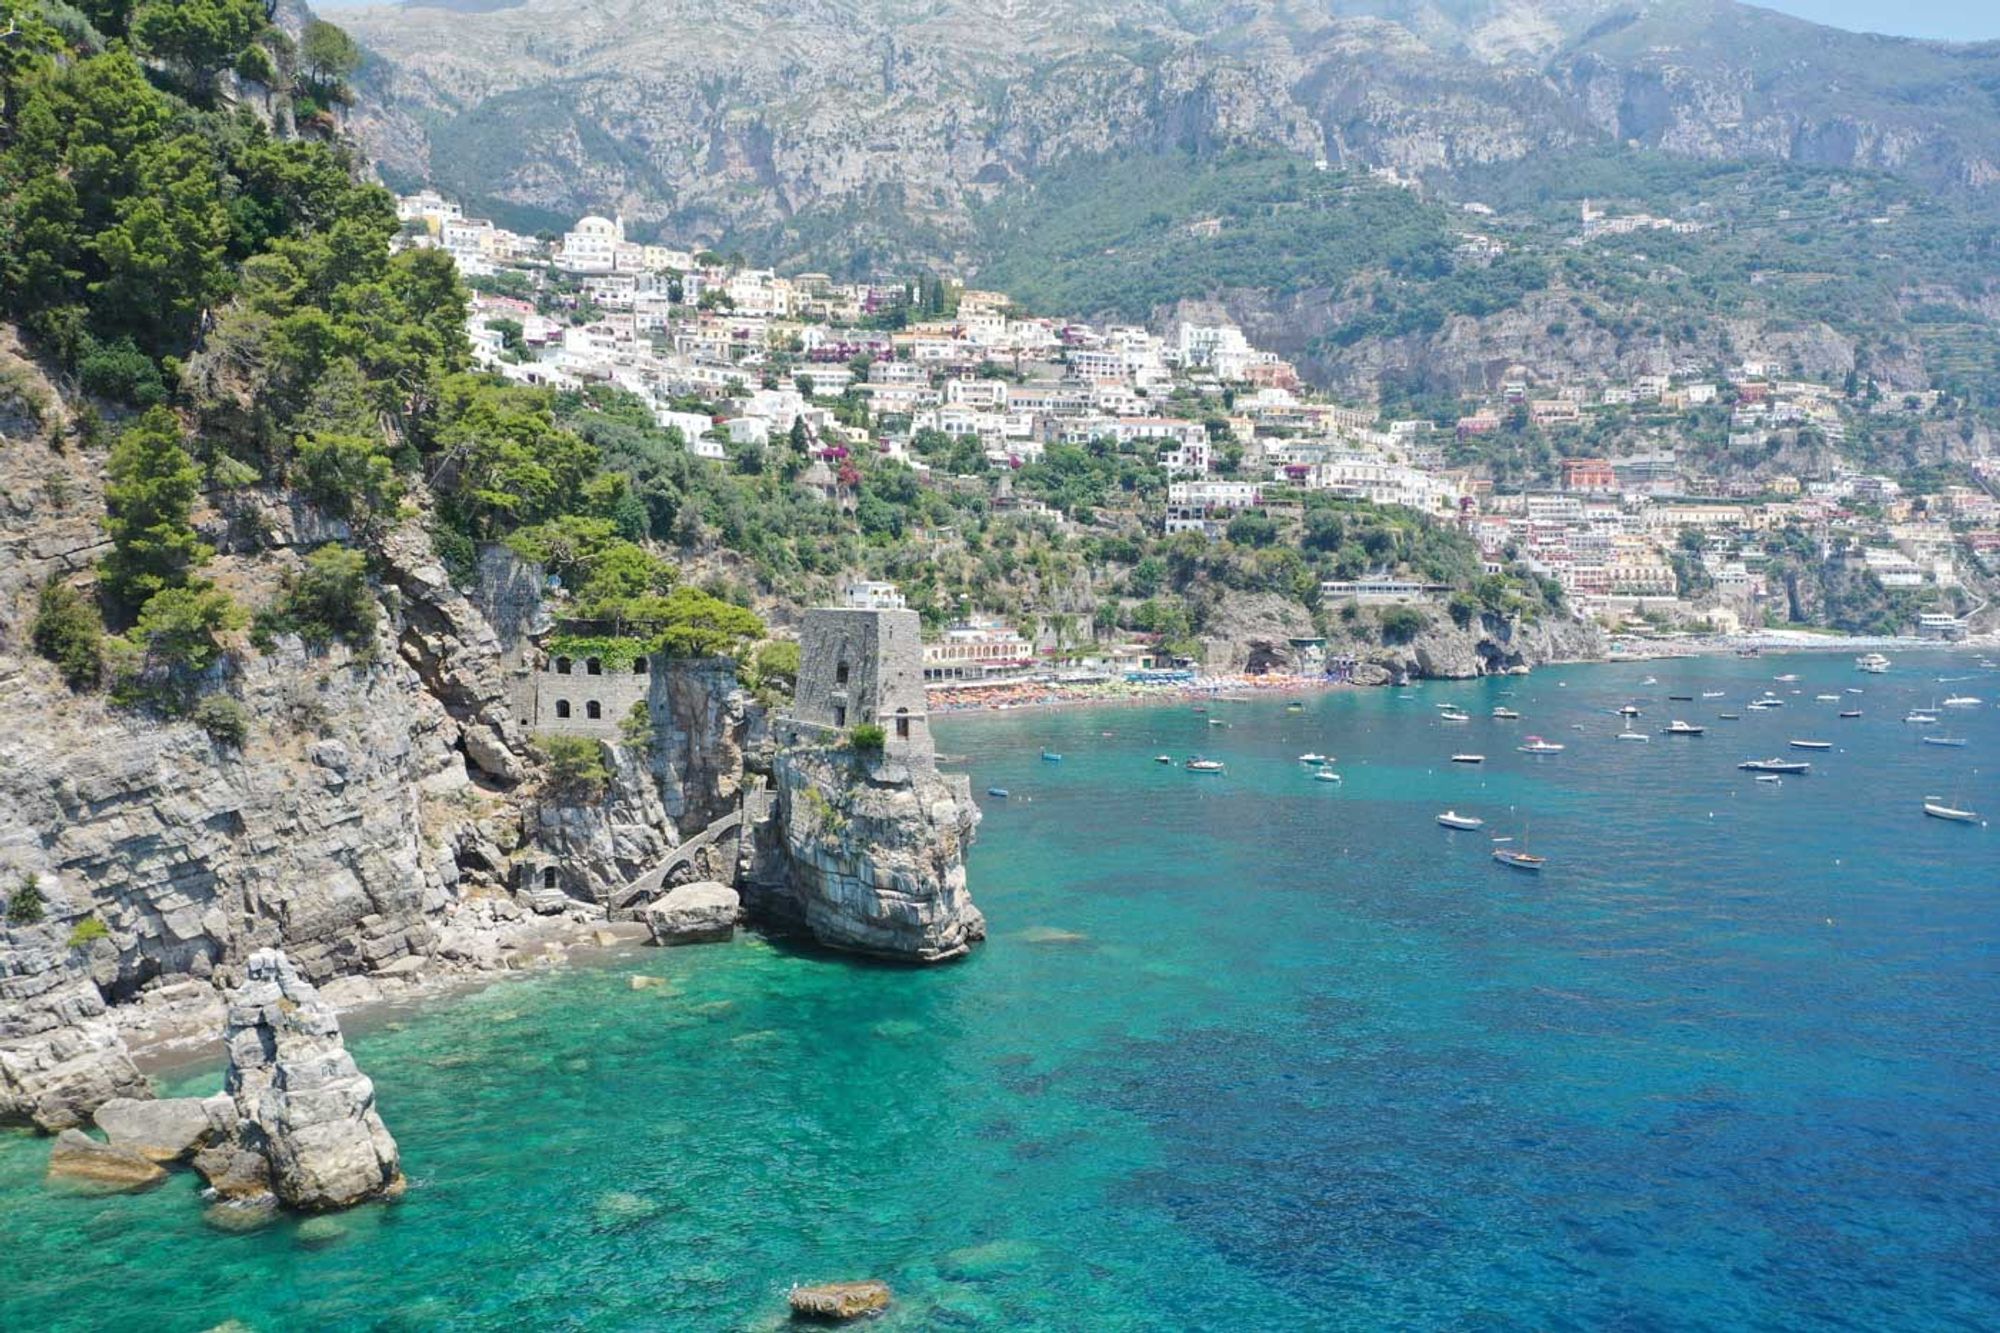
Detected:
left=93, top=1094, right=234, bottom=1163
left=45, top=1128, right=169, bottom=1192
left=649, top=659, right=766, bottom=830
left=1335, top=607, right=1605, bottom=681
left=0, top=936, right=150, bottom=1130
left=752, top=744, right=984, bottom=963
left=643, top=881, right=740, bottom=945
left=789, top=1280, right=892, bottom=1322
left=220, top=949, right=403, bottom=1212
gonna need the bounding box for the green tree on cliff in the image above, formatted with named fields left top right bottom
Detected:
left=100, top=408, right=209, bottom=612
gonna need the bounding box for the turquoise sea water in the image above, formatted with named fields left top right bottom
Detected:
left=3, top=652, right=1998, bottom=1331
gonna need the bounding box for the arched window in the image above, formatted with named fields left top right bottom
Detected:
left=555, top=656, right=573, bottom=675
left=585, top=700, right=602, bottom=720
left=632, top=656, right=648, bottom=674
left=835, top=661, right=850, bottom=685
left=542, top=866, right=557, bottom=889
left=895, top=706, right=911, bottom=740
left=585, top=658, right=603, bottom=676
left=554, top=700, right=572, bottom=719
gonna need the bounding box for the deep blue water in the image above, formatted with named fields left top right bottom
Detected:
left=2, top=651, right=1996, bottom=1330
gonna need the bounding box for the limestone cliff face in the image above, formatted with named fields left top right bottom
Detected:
left=1339, top=608, right=1605, bottom=681
left=752, top=745, right=984, bottom=963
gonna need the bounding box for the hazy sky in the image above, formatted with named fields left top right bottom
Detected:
left=1753, top=0, right=1999, bottom=41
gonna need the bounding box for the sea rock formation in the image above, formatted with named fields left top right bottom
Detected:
left=643, top=881, right=741, bottom=945
left=1333, top=608, right=1605, bottom=682
left=219, top=949, right=403, bottom=1211
left=44, top=1128, right=168, bottom=1192
left=754, top=745, right=984, bottom=963
left=788, top=1280, right=892, bottom=1321
left=93, top=1094, right=234, bottom=1163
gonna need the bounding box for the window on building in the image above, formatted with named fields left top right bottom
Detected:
left=586, top=658, right=603, bottom=676
left=632, top=657, right=648, bottom=674
left=542, top=867, right=557, bottom=889
left=833, top=705, right=847, bottom=726
left=554, top=700, right=571, bottom=719
left=835, top=661, right=850, bottom=685
left=555, top=656, right=573, bottom=675
left=585, top=700, right=602, bottom=720
left=895, top=710, right=910, bottom=740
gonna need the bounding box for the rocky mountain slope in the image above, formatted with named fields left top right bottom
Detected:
left=341, top=0, right=2000, bottom=250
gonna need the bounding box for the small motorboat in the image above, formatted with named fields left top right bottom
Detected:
left=1815, top=693, right=1840, bottom=702
left=1312, top=770, right=1342, bottom=783
left=987, top=787, right=1010, bottom=798
left=1663, top=720, right=1705, bottom=737
left=1717, top=712, right=1741, bottom=720
left=1839, top=710, right=1862, bottom=719
left=1905, top=712, right=1939, bottom=725
left=1617, top=704, right=1642, bottom=717
left=1923, top=801, right=1980, bottom=824
left=1286, top=702, right=1304, bottom=712
left=1855, top=653, right=1890, bottom=674
left=1186, top=758, right=1226, bottom=774
left=1208, top=718, right=1229, bottom=728
left=1754, top=774, right=1782, bottom=785
left=1701, top=691, right=1726, bottom=699
left=1746, top=700, right=1779, bottom=711
left=1437, top=810, right=1484, bottom=830
left=1491, top=707, right=1520, bottom=719
left=1518, top=736, right=1565, bottom=754
left=1299, top=752, right=1330, bottom=765
left=1493, top=847, right=1547, bottom=872
left=1774, top=673, right=1800, bottom=682
left=1740, top=758, right=1811, bottom=774
left=1041, top=750, right=1063, bottom=762
left=1154, top=755, right=1173, bottom=765
left=1789, top=739, right=1832, bottom=751
left=1439, top=707, right=1471, bottom=723
left=1668, top=694, right=1694, bottom=702
left=1617, top=730, right=1650, bottom=742
left=1641, top=676, right=1659, bottom=686
left=1922, top=736, right=1968, bottom=748
left=1450, top=753, right=1484, bottom=764
left=1943, top=696, right=1982, bottom=709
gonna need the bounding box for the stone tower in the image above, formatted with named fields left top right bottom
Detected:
left=789, top=606, right=932, bottom=762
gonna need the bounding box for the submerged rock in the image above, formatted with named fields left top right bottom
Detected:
left=202, top=1196, right=280, bottom=1233
left=643, top=881, right=741, bottom=945
left=45, top=1129, right=168, bottom=1192
left=94, top=1095, right=234, bottom=1164
left=222, top=949, right=403, bottom=1211
left=788, top=1280, right=891, bottom=1321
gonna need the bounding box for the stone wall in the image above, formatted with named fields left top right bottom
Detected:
left=531, top=654, right=652, bottom=739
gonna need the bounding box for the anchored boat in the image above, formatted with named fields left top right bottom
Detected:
left=1437, top=810, right=1484, bottom=830
left=1740, top=758, right=1811, bottom=775
left=1789, top=739, right=1832, bottom=751
left=1518, top=736, right=1565, bottom=754
left=1664, top=720, right=1705, bottom=736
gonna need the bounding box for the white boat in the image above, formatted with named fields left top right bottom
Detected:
left=1942, top=696, right=1981, bottom=709
left=1740, top=758, right=1811, bottom=774
left=1774, top=673, right=1800, bottom=682
left=1856, top=654, right=1891, bottom=674
left=1905, top=712, right=1939, bottom=725
left=1518, top=736, right=1565, bottom=754
left=1439, top=708, right=1471, bottom=723
left=1923, top=801, right=1980, bottom=824
left=1617, top=704, right=1642, bottom=717
left=1155, top=755, right=1173, bottom=765
left=1312, top=770, right=1342, bottom=783
left=1789, top=739, right=1832, bottom=751
left=1491, top=707, right=1520, bottom=719
left=1815, top=694, right=1840, bottom=702
left=1747, top=700, right=1779, bottom=711
left=1450, top=753, right=1484, bottom=764
left=1754, top=774, right=1783, bottom=785
left=1664, top=720, right=1705, bottom=737
left=1922, top=736, right=1967, bottom=748
left=1641, top=676, right=1658, bottom=686
left=1617, top=731, right=1650, bottom=742
left=1186, top=759, right=1226, bottom=773
left=1299, top=753, right=1329, bottom=765
left=1701, top=691, right=1726, bottom=699
left=1437, top=810, right=1484, bottom=830
left=1493, top=847, right=1547, bottom=872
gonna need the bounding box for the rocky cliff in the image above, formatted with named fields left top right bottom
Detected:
left=341, top=0, right=2000, bottom=252
left=749, top=742, right=984, bottom=963
left=1339, top=607, right=1606, bottom=682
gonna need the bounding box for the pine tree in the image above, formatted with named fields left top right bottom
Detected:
left=100, top=407, right=210, bottom=612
